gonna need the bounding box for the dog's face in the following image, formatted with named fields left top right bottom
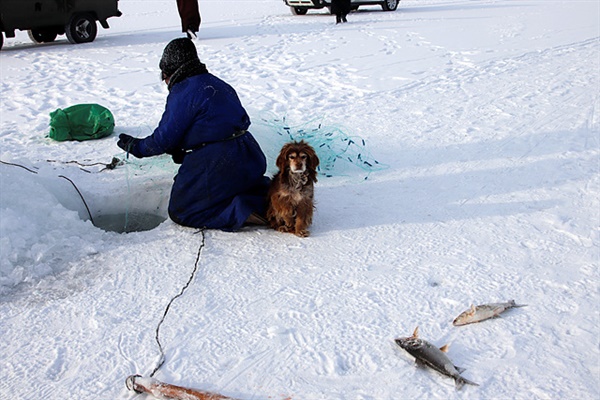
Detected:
left=288, top=150, right=308, bottom=173
left=276, top=141, right=319, bottom=177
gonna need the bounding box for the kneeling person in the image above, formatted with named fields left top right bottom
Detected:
left=118, top=38, right=270, bottom=231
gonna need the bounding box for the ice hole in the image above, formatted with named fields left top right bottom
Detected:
left=39, top=173, right=172, bottom=234
left=87, top=182, right=170, bottom=233
left=92, top=212, right=167, bottom=234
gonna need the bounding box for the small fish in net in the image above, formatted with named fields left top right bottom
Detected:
left=255, top=114, right=388, bottom=180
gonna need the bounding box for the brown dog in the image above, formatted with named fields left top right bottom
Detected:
left=267, top=141, right=319, bottom=237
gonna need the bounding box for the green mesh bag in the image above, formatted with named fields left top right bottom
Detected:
left=49, top=104, right=115, bottom=141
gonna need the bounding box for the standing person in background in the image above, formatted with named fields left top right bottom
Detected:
left=331, top=0, right=351, bottom=24
left=177, top=0, right=201, bottom=39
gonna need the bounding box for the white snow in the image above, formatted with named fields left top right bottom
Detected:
left=1, top=0, right=598, bottom=399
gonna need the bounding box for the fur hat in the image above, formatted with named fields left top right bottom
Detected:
left=159, top=38, right=199, bottom=78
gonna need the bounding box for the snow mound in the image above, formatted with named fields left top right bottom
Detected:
left=0, top=163, right=106, bottom=293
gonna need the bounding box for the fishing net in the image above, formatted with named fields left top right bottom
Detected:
left=114, top=114, right=387, bottom=181
left=254, top=113, right=388, bottom=180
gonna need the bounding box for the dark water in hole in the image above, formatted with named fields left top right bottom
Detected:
left=93, top=212, right=166, bottom=233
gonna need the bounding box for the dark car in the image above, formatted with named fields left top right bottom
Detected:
left=0, top=0, right=122, bottom=50
left=283, top=0, right=399, bottom=15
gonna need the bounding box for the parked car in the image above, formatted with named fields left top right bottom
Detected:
left=0, top=0, right=122, bottom=50
left=283, top=0, right=400, bottom=15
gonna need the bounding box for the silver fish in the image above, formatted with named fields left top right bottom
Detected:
left=395, top=326, right=479, bottom=389
left=453, top=300, right=527, bottom=326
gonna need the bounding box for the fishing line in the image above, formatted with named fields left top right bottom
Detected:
left=46, top=157, right=123, bottom=173
left=57, top=175, right=95, bottom=226
left=123, top=153, right=132, bottom=232
left=0, top=159, right=39, bottom=174
left=149, top=228, right=206, bottom=378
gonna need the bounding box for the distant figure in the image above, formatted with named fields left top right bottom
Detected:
left=177, top=0, right=201, bottom=39
left=331, top=0, right=351, bottom=24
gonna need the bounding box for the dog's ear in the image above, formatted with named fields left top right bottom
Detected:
left=302, top=142, right=320, bottom=183
left=304, top=143, right=319, bottom=169
left=276, top=143, right=292, bottom=172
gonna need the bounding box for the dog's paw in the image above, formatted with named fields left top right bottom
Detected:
left=295, top=229, right=310, bottom=237
left=277, top=225, right=293, bottom=233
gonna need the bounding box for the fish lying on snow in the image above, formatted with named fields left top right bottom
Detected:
left=395, top=326, right=479, bottom=389
left=126, top=375, right=233, bottom=399
left=453, top=300, right=527, bottom=326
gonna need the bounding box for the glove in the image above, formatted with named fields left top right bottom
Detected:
left=117, top=134, right=143, bottom=158
left=169, top=148, right=187, bottom=164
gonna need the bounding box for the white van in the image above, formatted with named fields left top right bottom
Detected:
left=283, top=0, right=400, bottom=15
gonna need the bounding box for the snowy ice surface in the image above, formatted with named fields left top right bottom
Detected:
left=1, top=1, right=598, bottom=399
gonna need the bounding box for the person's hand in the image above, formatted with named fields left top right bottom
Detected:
left=170, top=148, right=187, bottom=164
left=117, top=134, right=143, bottom=158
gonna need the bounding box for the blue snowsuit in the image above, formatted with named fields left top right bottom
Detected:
left=131, top=73, right=270, bottom=231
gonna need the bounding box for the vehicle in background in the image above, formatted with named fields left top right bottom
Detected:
left=283, top=0, right=400, bottom=16
left=0, top=0, right=122, bottom=50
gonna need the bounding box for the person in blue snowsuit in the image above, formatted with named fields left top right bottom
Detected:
left=117, top=38, right=270, bottom=231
